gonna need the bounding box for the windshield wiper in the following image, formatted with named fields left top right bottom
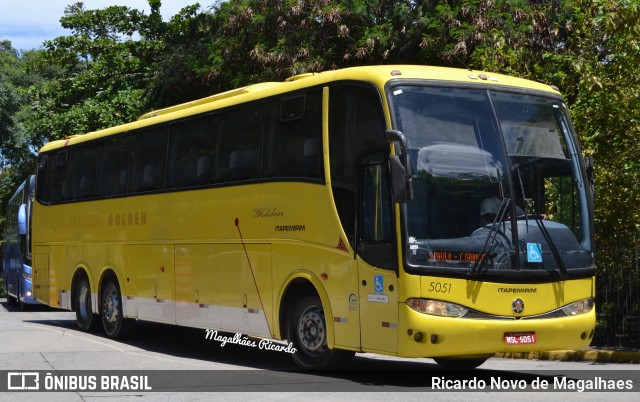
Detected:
left=469, top=197, right=510, bottom=277
left=515, top=168, right=569, bottom=279
left=533, top=217, right=569, bottom=279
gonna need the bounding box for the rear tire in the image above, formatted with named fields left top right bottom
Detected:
left=101, top=278, right=132, bottom=338
left=287, top=294, right=354, bottom=370
left=75, top=276, right=99, bottom=331
left=433, top=356, right=490, bottom=370
left=19, top=297, right=28, bottom=311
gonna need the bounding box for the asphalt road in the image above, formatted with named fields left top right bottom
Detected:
left=0, top=300, right=638, bottom=401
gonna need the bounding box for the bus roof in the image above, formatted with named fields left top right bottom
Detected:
left=39, top=65, right=560, bottom=153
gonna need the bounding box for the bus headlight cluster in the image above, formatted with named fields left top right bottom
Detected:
left=561, top=298, right=594, bottom=316
left=407, top=299, right=468, bottom=317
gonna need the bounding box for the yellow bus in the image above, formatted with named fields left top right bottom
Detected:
left=32, top=65, right=595, bottom=369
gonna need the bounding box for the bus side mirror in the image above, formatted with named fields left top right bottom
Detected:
left=18, top=204, right=27, bottom=235
left=584, top=156, right=594, bottom=183
left=584, top=156, right=594, bottom=195
left=386, top=130, right=413, bottom=203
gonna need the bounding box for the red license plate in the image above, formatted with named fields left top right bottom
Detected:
left=504, top=332, right=537, bottom=345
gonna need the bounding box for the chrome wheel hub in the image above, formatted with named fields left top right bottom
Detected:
left=298, top=306, right=326, bottom=354
left=103, top=289, right=119, bottom=324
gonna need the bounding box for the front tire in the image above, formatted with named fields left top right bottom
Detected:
left=101, top=278, right=132, bottom=338
left=75, top=276, right=99, bottom=331
left=287, top=295, right=354, bottom=369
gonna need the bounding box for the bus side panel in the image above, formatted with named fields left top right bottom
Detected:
left=123, top=244, right=175, bottom=324
left=357, top=257, right=399, bottom=354
left=48, top=246, right=72, bottom=308
left=215, top=243, right=272, bottom=338
left=33, top=246, right=50, bottom=305
left=272, top=243, right=302, bottom=340
left=174, top=243, right=273, bottom=337
left=59, top=245, right=87, bottom=310
left=175, top=244, right=222, bottom=329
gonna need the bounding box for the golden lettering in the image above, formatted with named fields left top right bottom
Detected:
left=108, top=211, right=147, bottom=226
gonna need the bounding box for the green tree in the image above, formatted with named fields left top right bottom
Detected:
left=0, top=40, right=28, bottom=167
left=23, top=1, right=168, bottom=145
left=0, top=41, right=39, bottom=261
left=568, top=0, right=640, bottom=324
left=189, top=0, right=435, bottom=89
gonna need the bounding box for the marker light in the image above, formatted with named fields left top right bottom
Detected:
left=407, top=299, right=468, bottom=317
left=561, top=298, right=594, bottom=316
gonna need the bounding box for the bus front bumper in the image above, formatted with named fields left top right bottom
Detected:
left=398, top=304, right=595, bottom=358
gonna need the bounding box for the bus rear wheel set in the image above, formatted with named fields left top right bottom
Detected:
left=74, top=274, right=132, bottom=338
left=100, top=278, right=132, bottom=338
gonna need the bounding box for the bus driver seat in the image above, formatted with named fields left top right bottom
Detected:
left=228, top=149, right=258, bottom=181
left=142, top=164, right=160, bottom=191
left=303, top=138, right=321, bottom=177
left=196, top=155, right=211, bottom=185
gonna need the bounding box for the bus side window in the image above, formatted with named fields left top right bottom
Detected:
left=262, top=90, right=323, bottom=180
left=97, top=136, right=131, bottom=196
left=167, top=117, right=214, bottom=189
left=50, top=151, right=69, bottom=203
left=303, top=137, right=322, bottom=178
left=358, top=152, right=395, bottom=270
left=130, top=128, right=168, bottom=193
left=69, top=145, right=98, bottom=200
left=361, top=155, right=393, bottom=242
left=36, top=155, right=51, bottom=204
left=329, top=84, right=386, bottom=247
left=214, top=106, right=262, bottom=183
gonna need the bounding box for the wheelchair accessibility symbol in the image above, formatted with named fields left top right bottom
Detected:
left=373, top=275, right=384, bottom=294
left=527, top=243, right=543, bottom=263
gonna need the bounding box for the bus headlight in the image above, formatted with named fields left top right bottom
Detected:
left=407, top=299, right=468, bottom=317
left=561, top=298, right=594, bottom=316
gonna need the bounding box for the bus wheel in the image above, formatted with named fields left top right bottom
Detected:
left=19, top=297, right=28, bottom=311
left=433, top=356, right=490, bottom=370
left=287, top=295, right=354, bottom=369
left=75, top=276, right=99, bottom=331
left=101, top=278, right=132, bottom=338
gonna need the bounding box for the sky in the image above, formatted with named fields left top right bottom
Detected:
left=0, top=1, right=206, bottom=51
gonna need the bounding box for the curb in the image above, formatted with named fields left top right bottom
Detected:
left=496, top=349, right=640, bottom=364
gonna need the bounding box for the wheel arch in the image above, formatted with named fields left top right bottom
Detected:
left=276, top=270, right=335, bottom=348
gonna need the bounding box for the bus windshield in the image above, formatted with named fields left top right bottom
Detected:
left=389, top=85, right=594, bottom=280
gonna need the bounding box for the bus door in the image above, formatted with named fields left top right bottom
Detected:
left=357, top=152, right=398, bottom=354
